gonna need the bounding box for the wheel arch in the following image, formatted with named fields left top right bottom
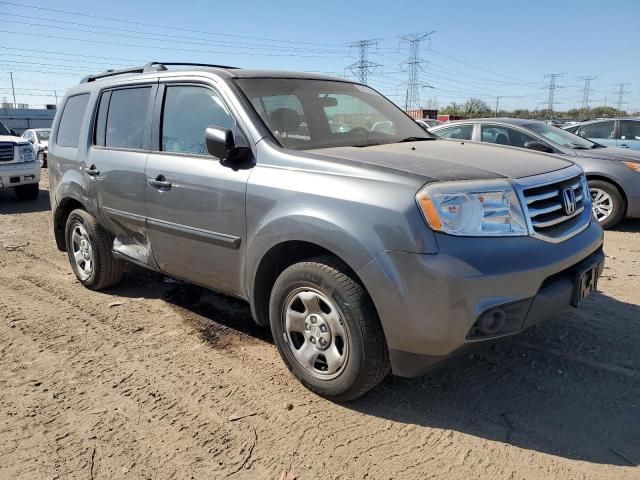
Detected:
left=53, top=196, right=87, bottom=251
left=249, top=240, right=371, bottom=327
left=586, top=173, right=628, bottom=213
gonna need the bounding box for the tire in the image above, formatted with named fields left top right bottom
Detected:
left=589, top=180, right=625, bottom=229
left=65, top=209, right=123, bottom=290
left=37, top=151, right=46, bottom=168
left=269, top=256, right=390, bottom=401
left=14, top=183, right=39, bottom=201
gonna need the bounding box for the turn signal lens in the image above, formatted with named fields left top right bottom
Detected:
left=417, top=193, right=443, bottom=231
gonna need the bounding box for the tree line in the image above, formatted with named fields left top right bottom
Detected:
left=436, top=98, right=638, bottom=120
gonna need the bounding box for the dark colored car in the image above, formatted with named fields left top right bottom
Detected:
left=430, top=118, right=640, bottom=228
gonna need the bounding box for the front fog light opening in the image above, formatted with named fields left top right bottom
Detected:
left=466, top=299, right=532, bottom=340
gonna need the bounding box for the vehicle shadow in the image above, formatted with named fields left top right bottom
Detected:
left=0, top=188, right=51, bottom=214
left=347, top=291, right=640, bottom=468
left=610, top=218, right=640, bottom=233
left=108, top=270, right=639, bottom=468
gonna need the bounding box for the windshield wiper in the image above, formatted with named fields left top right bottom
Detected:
left=396, top=136, right=435, bottom=143
left=567, top=142, right=589, bottom=150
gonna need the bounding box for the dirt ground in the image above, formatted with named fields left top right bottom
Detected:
left=1, top=171, right=639, bottom=480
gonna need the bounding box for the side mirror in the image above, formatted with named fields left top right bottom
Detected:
left=204, top=126, right=250, bottom=163
left=524, top=141, right=553, bottom=153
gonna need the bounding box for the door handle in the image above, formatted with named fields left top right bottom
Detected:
left=619, top=144, right=630, bottom=149
left=147, top=175, right=172, bottom=191
left=84, top=165, right=100, bottom=176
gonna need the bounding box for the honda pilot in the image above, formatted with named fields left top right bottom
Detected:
left=48, top=63, right=604, bottom=400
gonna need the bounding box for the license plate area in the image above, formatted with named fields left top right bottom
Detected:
left=572, top=262, right=601, bottom=307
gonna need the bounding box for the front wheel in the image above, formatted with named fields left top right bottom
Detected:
left=269, top=256, right=390, bottom=401
left=38, top=151, right=46, bottom=168
left=589, top=180, right=625, bottom=229
left=65, top=209, right=123, bottom=290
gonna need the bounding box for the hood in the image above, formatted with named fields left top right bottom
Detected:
left=573, top=146, right=640, bottom=163
left=0, top=134, right=26, bottom=143
left=310, top=139, right=573, bottom=182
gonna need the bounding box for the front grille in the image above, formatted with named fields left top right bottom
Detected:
left=522, top=174, right=587, bottom=240
left=0, top=142, right=15, bottom=161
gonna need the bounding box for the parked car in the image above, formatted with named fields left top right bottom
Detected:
left=430, top=118, right=640, bottom=228
left=0, top=121, right=40, bottom=200
left=563, top=118, right=640, bottom=151
left=22, top=128, right=50, bottom=167
left=416, top=118, right=443, bottom=129
left=49, top=63, right=604, bottom=400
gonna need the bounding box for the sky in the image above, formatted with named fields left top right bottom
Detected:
left=1, top=0, right=639, bottom=112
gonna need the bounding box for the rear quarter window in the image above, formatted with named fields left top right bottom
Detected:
left=56, top=94, right=90, bottom=148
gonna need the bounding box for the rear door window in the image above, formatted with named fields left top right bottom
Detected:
left=56, top=94, right=90, bottom=147
left=579, top=121, right=615, bottom=139
left=620, top=120, right=640, bottom=140
left=104, top=87, right=152, bottom=149
left=434, top=124, right=474, bottom=140
left=481, top=125, right=536, bottom=148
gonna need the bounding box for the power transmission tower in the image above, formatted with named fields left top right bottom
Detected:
left=542, top=73, right=563, bottom=117
left=346, top=39, right=382, bottom=85
left=579, top=75, right=598, bottom=116
left=399, top=31, right=434, bottom=111
left=613, top=83, right=630, bottom=114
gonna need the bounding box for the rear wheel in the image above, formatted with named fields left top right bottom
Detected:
left=589, top=180, right=625, bottom=229
left=14, top=183, right=39, bottom=201
left=65, top=209, right=123, bottom=290
left=269, top=256, right=390, bottom=401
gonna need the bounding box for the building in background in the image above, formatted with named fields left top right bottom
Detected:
left=0, top=105, right=57, bottom=135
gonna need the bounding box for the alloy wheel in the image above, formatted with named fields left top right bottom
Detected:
left=590, top=188, right=614, bottom=222
left=70, top=222, right=93, bottom=280
left=282, top=288, right=349, bottom=380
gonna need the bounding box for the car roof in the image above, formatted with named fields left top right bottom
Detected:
left=577, top=117, right=639, bottom=123
left=78, top=63, right=353, bottom=85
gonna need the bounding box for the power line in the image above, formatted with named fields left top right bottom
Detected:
left=0, top=1, right=348, bottom=49
left=346, top=39, right=382, bottom=85
left=0, top=14, right=346, bottom=54
left=0, top=30, right=344, bottom=58
left=398, top=31, right=434, bottom=110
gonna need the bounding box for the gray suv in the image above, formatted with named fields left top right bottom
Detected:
left=49, top=63, right=604, bottom=400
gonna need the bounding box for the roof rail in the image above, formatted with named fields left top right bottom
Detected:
left=148, top=62, right=239, bottom=70
left=80, top=62, right=239, bottom=83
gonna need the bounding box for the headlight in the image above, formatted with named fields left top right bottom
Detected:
left=18, top=144, right=36, bottom=163
left=416, top=179, right=528, bottom=236
left=622, top=161, right=640, bottom=174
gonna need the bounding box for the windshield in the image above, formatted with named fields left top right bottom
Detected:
left=235, top=78, right=432, bottom=150
left=36, top=130, right=50, bottom=141
left=525, top=122, right=596, bottom=149
left=0, top=122, right=10, bottom=136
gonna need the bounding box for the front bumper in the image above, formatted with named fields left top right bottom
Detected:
left=358, top=220, right=604, bottom=377
left=0, top=162, right=41, bottom=188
